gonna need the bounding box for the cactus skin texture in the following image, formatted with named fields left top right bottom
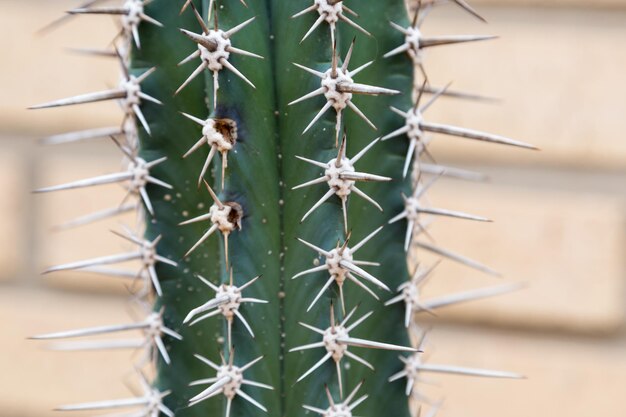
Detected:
left=30, top=0, right=532, bottom=416
left=136, top=1, right=413, bottom=416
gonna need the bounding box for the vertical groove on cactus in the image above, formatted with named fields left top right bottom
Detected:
left=29, top=1, right=535, bottom=417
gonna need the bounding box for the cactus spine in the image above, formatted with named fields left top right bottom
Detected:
left=31, top=1, right=535, bottom=417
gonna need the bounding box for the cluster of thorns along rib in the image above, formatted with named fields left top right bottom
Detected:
left=174, top=2, right=276, bottom=416
left=29, top=2, right=185, bottom=416
left=373, top=0, right=536, bottom=406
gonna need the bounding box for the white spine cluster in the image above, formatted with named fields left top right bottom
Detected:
left=378, top=0, right=533, bottom=410
left=30, top=1, right=181, bottom=415
left=176, top=4, right=273, bottom=417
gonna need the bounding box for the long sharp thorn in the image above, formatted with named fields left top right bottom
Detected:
left=203, top=180, right=223, bottom=208
left=417, top=364, right=523, bottom=379
left=44, top=252, right=140, bottom=274
left=188, top=1, right=209, bottom=33
left=415, top=241, right=500, bottom=276
left=306, top=277, right=335, bottom=312
left=325, top=385, right=335, bottom=406
left=178, top=50, right=201, bottom=66
left=341, top=197, right=348, bottom=235
left=342, top=38, right=357, bottom=72
left=234, top=310, right=255, bottom=337
left=238, top=274, right=262, bottom=291
left=198, top=147, right=217, bottom=186
left=292, top=63, right=325, bottom=78
left=338, top=14, right=371, bottom=37
left=146, top=264, right=163, bottom=296
left=420, top=163, right=488, bottom=182
left=221, top=59, right=255, bottom=88
left=382, top=125, right=410, bottom=141
left=346, top=311, right=373, bottom=332
left=349, top=395, right=368, bottom=411
left=403, top=139, right=417, bottom=178
left=422, top=283, right=524, bottom=310
left=303, top=101, right=333, bottom=134
left=292, top=5, right=316, bottom=18
left=420, top=206, right=491, bottom=222
left=388, top=369, right=408, bottom=382
left=188, top=388, right=223, bottom=408
left=29, top=90, right=125, bottom=109
left=176, top=62, right=208, bottom=95
left=420, top=35, right=497, bottom=48
left=132, top=104, right=151, bottom=135
left=298, top=322, right=325, bottom=335
left=47, top=339, right=145, bottom=351
left=67, top=7, right=127, bottom=15
left=194, top=354, right=221, bottom=370
left=341, top=261, right=389, bottom=292
left=224, top=17, right=256, bottom=38
left=342, top=83, right=400, bottom=96
left=43, top=127, right=123, bottom=145
left=351, top=226, right=383, bottom=253
left=31, top=321, right=148, bottom=340
left=344, top=351, right=374, bottom=369
left=389, top=20, right=409, bottom=35
left=339, top=337, right=417, bottom=352
left=184, top=296, right=229, bottom=324
left=292, top=176, right=328, bottom=190
left=297, top=238, right=331, bottom=257
left=295, top=155, right=328, bottom=168
left=140, top=13, right=163, bottom=27
left=236, top=389, right=267, bottom=412
left=349, top=61, right=373, bottom=77
left=292, top=264, right=329, bottom=280
left=336, top=360, right=343, bottom=397
left=350, top=137, right=380, bottom=163
left=138, top=92, right=162, bottom=106
left=300, top=189, right=336, bottom=222
left=190, top=376, right=231, bottom=403
left=341, top=172, right=390, bottom=182
left=420, top=122, right=538, bottom=150
left=227, top=46, right=263, bottom=59
left=303, top=404, right=326, bottom=414
left=345, top=380, right=365, bottom=404
left=183, top=137, right=208, bottom=158
left=289, top=341, right=326, bottom=352
left=56, top=397, right=148, bottom=411
left=413, top=0, right=422, bottom=27
left=350, top=187, right=381, bottom=211
left=147, top=176, right=173, bottom=189
left=300, top=14, right=326, bottom=43
left=384, top=43, right=410, bottom=59
left=240, top=355, right=265, bottom=372
left=346, top=273, right=380, bottom=301
left=347, top=102, right=376, bottom=130
left=420, top=81, right=453, bottom=112
left=385, top=294, right=405, bottom=306
left=242, top=380, right=274, bottom=390
left=452, top=0, right=488, bottom=22
left=34, top=172, right=132, bottom=193
left=288, top=87, right=325, bottom=106
left=184, top=224, right=219, bottom=258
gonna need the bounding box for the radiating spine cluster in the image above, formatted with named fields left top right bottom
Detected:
left=379, top=0, right=534, bottom=410
left=30, top=1, right=179, bottom=415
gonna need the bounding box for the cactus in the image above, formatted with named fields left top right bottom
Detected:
left=31, top=1, right=536, bottom=417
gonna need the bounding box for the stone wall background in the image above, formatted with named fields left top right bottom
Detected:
left=0, top=1, right=624, bottom=416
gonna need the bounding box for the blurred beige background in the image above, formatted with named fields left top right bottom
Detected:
left=1, top=0, right=625, bottom=416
